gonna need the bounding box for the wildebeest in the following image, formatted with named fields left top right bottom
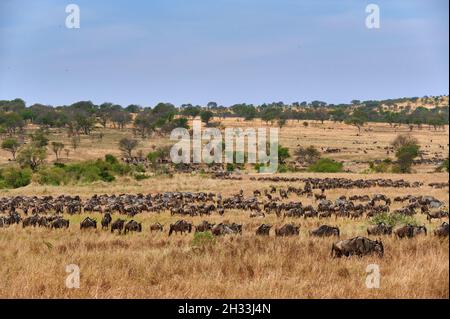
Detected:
left=80, top=217, right=97, bottom=230
left=434, top=222, right=449, bottom=237
left=111, top=219, right=126, bottom=234
left=124, top=220, right=142, bottom=234
left=310, top=225, right=340, bottom=237
left=195, top=220, right=215, bottom=232
left=331, top=236, right=384, bottom=258
left=101, top=213, right=112, bottom=230
left=22, top=215, right=40, bottom=228
left=51, top=218, right=69, bottom=229
left=150, top=222, right=164, bottom=232
left=256, top=224, right=272, bottom=236
left=211, top=222, right=242, bottom=236
left=169, top=220, right=193, bottom=236
left=275, top=223, right=300, bottom=236
left=427, top=210, right=449, bottom=222
left=394, top=224, right=427, bottom=238
left=367, top=223, right=393, bottom=236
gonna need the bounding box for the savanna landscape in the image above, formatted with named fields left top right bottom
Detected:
left=0, top=0, right=448, bottom=302
left=0, top=97, right=448, bottom=298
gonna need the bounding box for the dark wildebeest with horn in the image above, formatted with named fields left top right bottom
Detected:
left=80, top=217, right=97, bottom=230
left=367, top=223, right=393, bottom=236
left=124, top=220, right=142, bottom=234
left=256, top=224, right=272, bottom=236
left=169, top=220, right=193, bottom=236
left=331, top=236, right=384, bottom=258
left=275, top=223, right=300, bottom=236
left=101, top=213, right=112, bottom=230
left=434, top=222, right=449, bottom=237
left=310, top=225, right=340, bottom=237
left=150, top=222, right=164, bottom=232
left=111, top=219, right=126, bottom=234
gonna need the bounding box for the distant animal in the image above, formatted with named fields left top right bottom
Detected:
left=394, top=225, right=427, bottom=238
left=195, top=220, right=215, bottom=232
left=367, top=223, right=393, bottom=236
left=275, top=223, right=300, bottom=236
left=150, top=222, right=164, bottom=232
left=331, top=236, right=384, bottom=258
left=434, top=222, right=449, bottom=237
left=124, top=220, right=142, bottom=234
left=101, top=213, right=112, bottom=230
left=310, top=225, right=340, bottom=237
left=169, top=220, right=192, bottom=236
left=256, top=224, right=272, bottom=236
left=80, top=217, right=97, bottom=230
left=111, top=219, right=126, bottom=234
left=427, top=210, right=449, bottom=222
left=51, top=218, right=69, bottom=229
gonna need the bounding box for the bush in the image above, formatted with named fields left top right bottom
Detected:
left=308, top=158, right=343, bottom=173
left=35, top=167, right=68, bottom=186
left=0, top=167, right=32, bottom=189
left=371, top=212, right=418, bottom=227
left=134, top=173, right=150, bottom=180
left=368, top=159, right=392, bottom=173
left=192, top=231, right=215, bottom=247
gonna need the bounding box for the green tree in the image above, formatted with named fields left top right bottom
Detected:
left=294, top=145, right=320, bottom=164
left=1, top=138, right=20, bottom=160
left=51, top=142, right=65, bottom=161
left=30, top=129, right=49, bottom=147
left=345, top=116, right=366, bottom=133
left=200, top=110, right=214, bottom=125
left=17, top=146, right=47, bottom=171
left=395, top=144, right=420, bottom=173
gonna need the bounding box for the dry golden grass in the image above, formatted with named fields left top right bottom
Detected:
left=0, top=210, right=447, bottom=298
left=0, top=120, right=448, bottom=298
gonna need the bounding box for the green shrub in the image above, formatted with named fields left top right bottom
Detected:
left=192, top=231, right=215, bottom=247
left=370, top=212, right=418, bottom=227
left=35, top=167, right=68, bottom=186
left=105, top=154, right=119, bottom=165
left=134, top=173, right=150, bottom=180
left=0, top=167, right=32, bottom=189
left=308, top=158, right=343, bottom=173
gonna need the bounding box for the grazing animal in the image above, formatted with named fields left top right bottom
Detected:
left=111, top=219, right=126, bottom=234
left=427, top=210, right=449, bottom=222
left=101, top=213, right=112, bottom=230
left=310, top=225, right=340, bottom=237
left=124, top=220, right=142, bottom=234
left=150, top=222, right=164, bottom=232
left=80, top=217, right=97, bottom=230
left=275, top=223, right=300, bottom=236
left=394, top=224, right=427, bottom=238
left=331, top=237, right=384, bottom=258
left=51, top=218, right=69, bottom=229
left=434, top=222, right=449, bottom=237
left=367, top=223, right=393, bottom=236
left=256, top=224, right=272, bottom=236
left=195, top=220, right=215, bottom=232
left=169, top=220, right=193, bottom=236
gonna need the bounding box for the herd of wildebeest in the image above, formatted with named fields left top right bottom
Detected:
left=0, top=177, right=448, bottom=258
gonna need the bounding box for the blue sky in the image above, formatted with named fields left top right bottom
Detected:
left=0, top=0, right=448, bottom=107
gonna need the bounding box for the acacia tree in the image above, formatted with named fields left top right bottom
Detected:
left=51, top=141, right=64, bottom=161
left=1, top=138, right=20, bottom=160
left=200, top=110, right=214, bottom=126
left=17, top=146, right=47, bottom=171
left=345, top=116, right=366, bottom=133
left=119, top=138, right=139, bottom=157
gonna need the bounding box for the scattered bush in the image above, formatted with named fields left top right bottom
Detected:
left=371, top=212, right=418, bottom=227
left=308, top=158, right=343, bottom=173
left=0, top=166, right=32, bottom=189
